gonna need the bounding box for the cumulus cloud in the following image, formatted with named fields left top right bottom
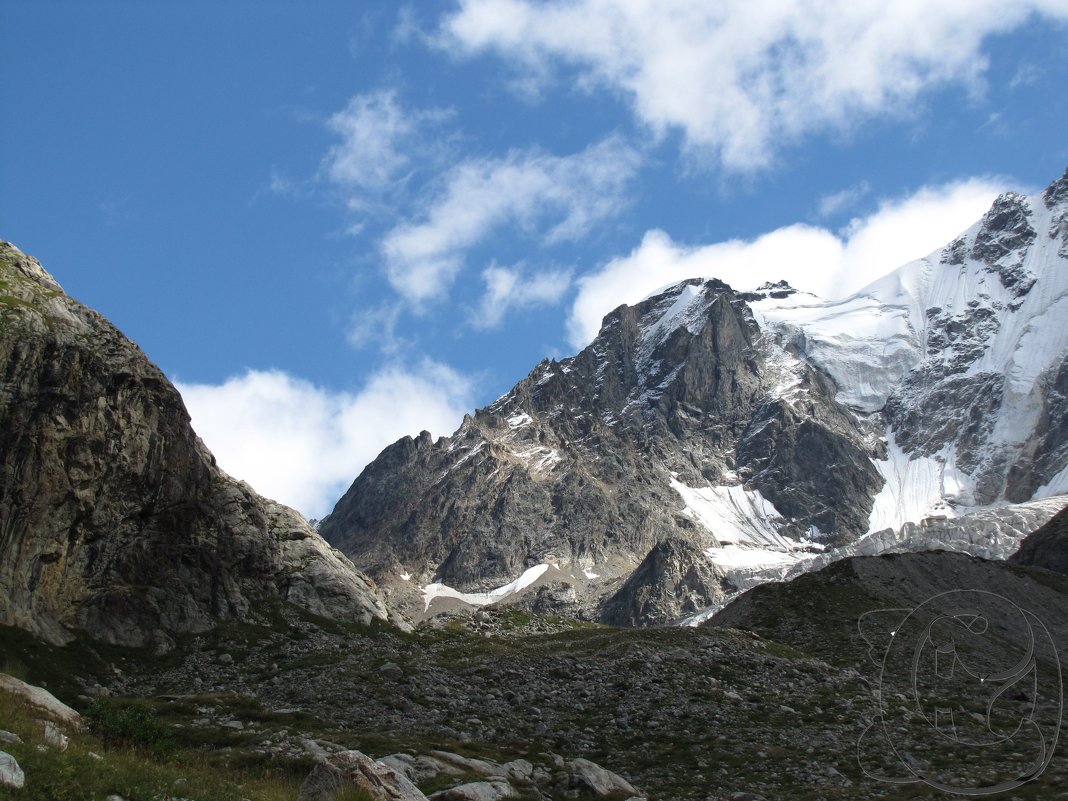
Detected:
left=176, top=362, right=474, bottom=519
left=567, top=177, right=1008, bottom=346
left=441, top=0, right=1068, bottom=170
left=381, top=135, right=639, bottom=305
left=472, top=264, right=572, bottom=329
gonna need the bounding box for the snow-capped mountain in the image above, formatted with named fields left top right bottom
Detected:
left=321, top=169, right=1068, bottom=624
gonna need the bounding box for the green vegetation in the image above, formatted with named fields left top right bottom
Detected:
left=84, top=697, right=173, bottom=756
left=0, top=691, right=304, bottom=801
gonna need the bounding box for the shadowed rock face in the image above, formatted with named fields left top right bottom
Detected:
left=600, top=538, right=733, bottom=626
left=1010, top=504, right=1068, bottom=574
left=0, top=242, right=394, bottom=649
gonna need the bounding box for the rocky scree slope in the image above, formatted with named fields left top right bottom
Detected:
left=322, top=170, right=1068, bottom=626
left=0, top=241, right=396, bottom=649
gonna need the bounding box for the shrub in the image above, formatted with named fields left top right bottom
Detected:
left=84, top=697, right=174, bottom=756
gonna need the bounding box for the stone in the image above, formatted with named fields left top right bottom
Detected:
left=41, top=720, right=68, bottom=750
left=298, top=750, right=428, bottom=801
left=0, top=731, right=21, bottom=745
left=1011, top=504, right=1068, bottom=573
left=565, top=758, right=639, bottom=798
left=499, top=759, right=534, bottom=784
left=428, top=751, right=503, bottom=777
left=427, top=780, right=517, bottom=801
left=0, top=751, right=24, bottom=789
left=0, top=674, right=81, bottom=728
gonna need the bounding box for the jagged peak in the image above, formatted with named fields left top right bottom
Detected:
left=1043, top=165, right=1068, bottom=210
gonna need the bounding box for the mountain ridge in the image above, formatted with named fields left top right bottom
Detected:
left=322, top=168, right=1068, bottom=625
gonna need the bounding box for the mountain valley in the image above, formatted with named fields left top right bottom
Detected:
left=2, top=170, right=1068, bottom=801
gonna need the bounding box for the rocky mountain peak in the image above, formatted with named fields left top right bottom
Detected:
left=969, top=191, right=1037, bottom=296
left=321, top=169, right=1068, bottom=626
left=0, top=241, right=399, bottom=649
left=1043, top=165, right=1068, bottom=209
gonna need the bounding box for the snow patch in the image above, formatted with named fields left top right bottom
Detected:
left=1036, top=462, right=1068, bottom=499
left=506, top=412, right=533, bottom=429
left=422, top=564, right=550, bottom=611
left=513, top=446, right=561, bottom=474
left=867, top=432, right=961, bottom=534
left=670, top=478, right=794, bottom=549
left=703, top=544, right=806, bottom=570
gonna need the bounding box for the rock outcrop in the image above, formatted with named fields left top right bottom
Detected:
left=601, top=538, right=732, bottom=626
left=0, top=241, right=395, bottom=649
left=299, top=750, right=428, bottom=801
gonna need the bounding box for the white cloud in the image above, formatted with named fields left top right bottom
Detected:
left=176, top=362, right=474, bottom=519
left=324, top=90, right=450, bottom=202
left=817, top=181, right=871, bottom=218
left=567, top=177, right=1009, bottom=346
left=441, top=0, right=1068, bottom=170
left=473, top=264, right=572, bottom=329
left=381, top=135, right=639, bottom=305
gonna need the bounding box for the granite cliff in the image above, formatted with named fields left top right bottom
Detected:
left=0, top=242, right=397, bottom=650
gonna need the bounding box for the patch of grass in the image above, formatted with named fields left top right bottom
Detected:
left=0, top=690, right=303, bottom=801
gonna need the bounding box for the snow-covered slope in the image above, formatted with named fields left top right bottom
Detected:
left=752, top=175, right=1068, bottom=531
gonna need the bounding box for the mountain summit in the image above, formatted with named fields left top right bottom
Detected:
left=323, top=170, right=1068, bottom=624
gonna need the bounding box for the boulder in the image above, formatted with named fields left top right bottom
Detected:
left=298, top=750, right=428, bottom=801
left=428, top=780, right=517, bottom=801
left=566, top=758, right=639, bottom=798
left=0, top=751, right=24, bottom=789
left=0, top=674, right=81, bottom=728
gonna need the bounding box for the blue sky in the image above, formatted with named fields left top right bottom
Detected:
left=3, top=0, right=1068, bottom=516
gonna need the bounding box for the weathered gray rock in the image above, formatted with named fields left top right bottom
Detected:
left=298, top=750, right=428, bottom=801
left=565, top=758, right=639, bottom=798
left=428, top=780, right=517, bottom=801
left=379, top=753, right=467, bottom=783
left=0, top=674, right=81, bottom=728
left=0, top=751, right=24, bottom=789
left=0, top=242, right=395, bottom=647
left=602, top=538, right=733, bottom=625
left=428, top=751, right=502, bottom=777
left=40, top=719, right=68, bottom=750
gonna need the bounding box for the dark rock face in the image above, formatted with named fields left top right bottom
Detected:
left=322, top=280, right=880, bottom=619
left=970, top=192, right=1037, bottom=297
left=600, top=538, right=732, bottom=626
left=1010, top=504, right=1068, bottom=574
left=0, top=242, right=393, bottom=648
